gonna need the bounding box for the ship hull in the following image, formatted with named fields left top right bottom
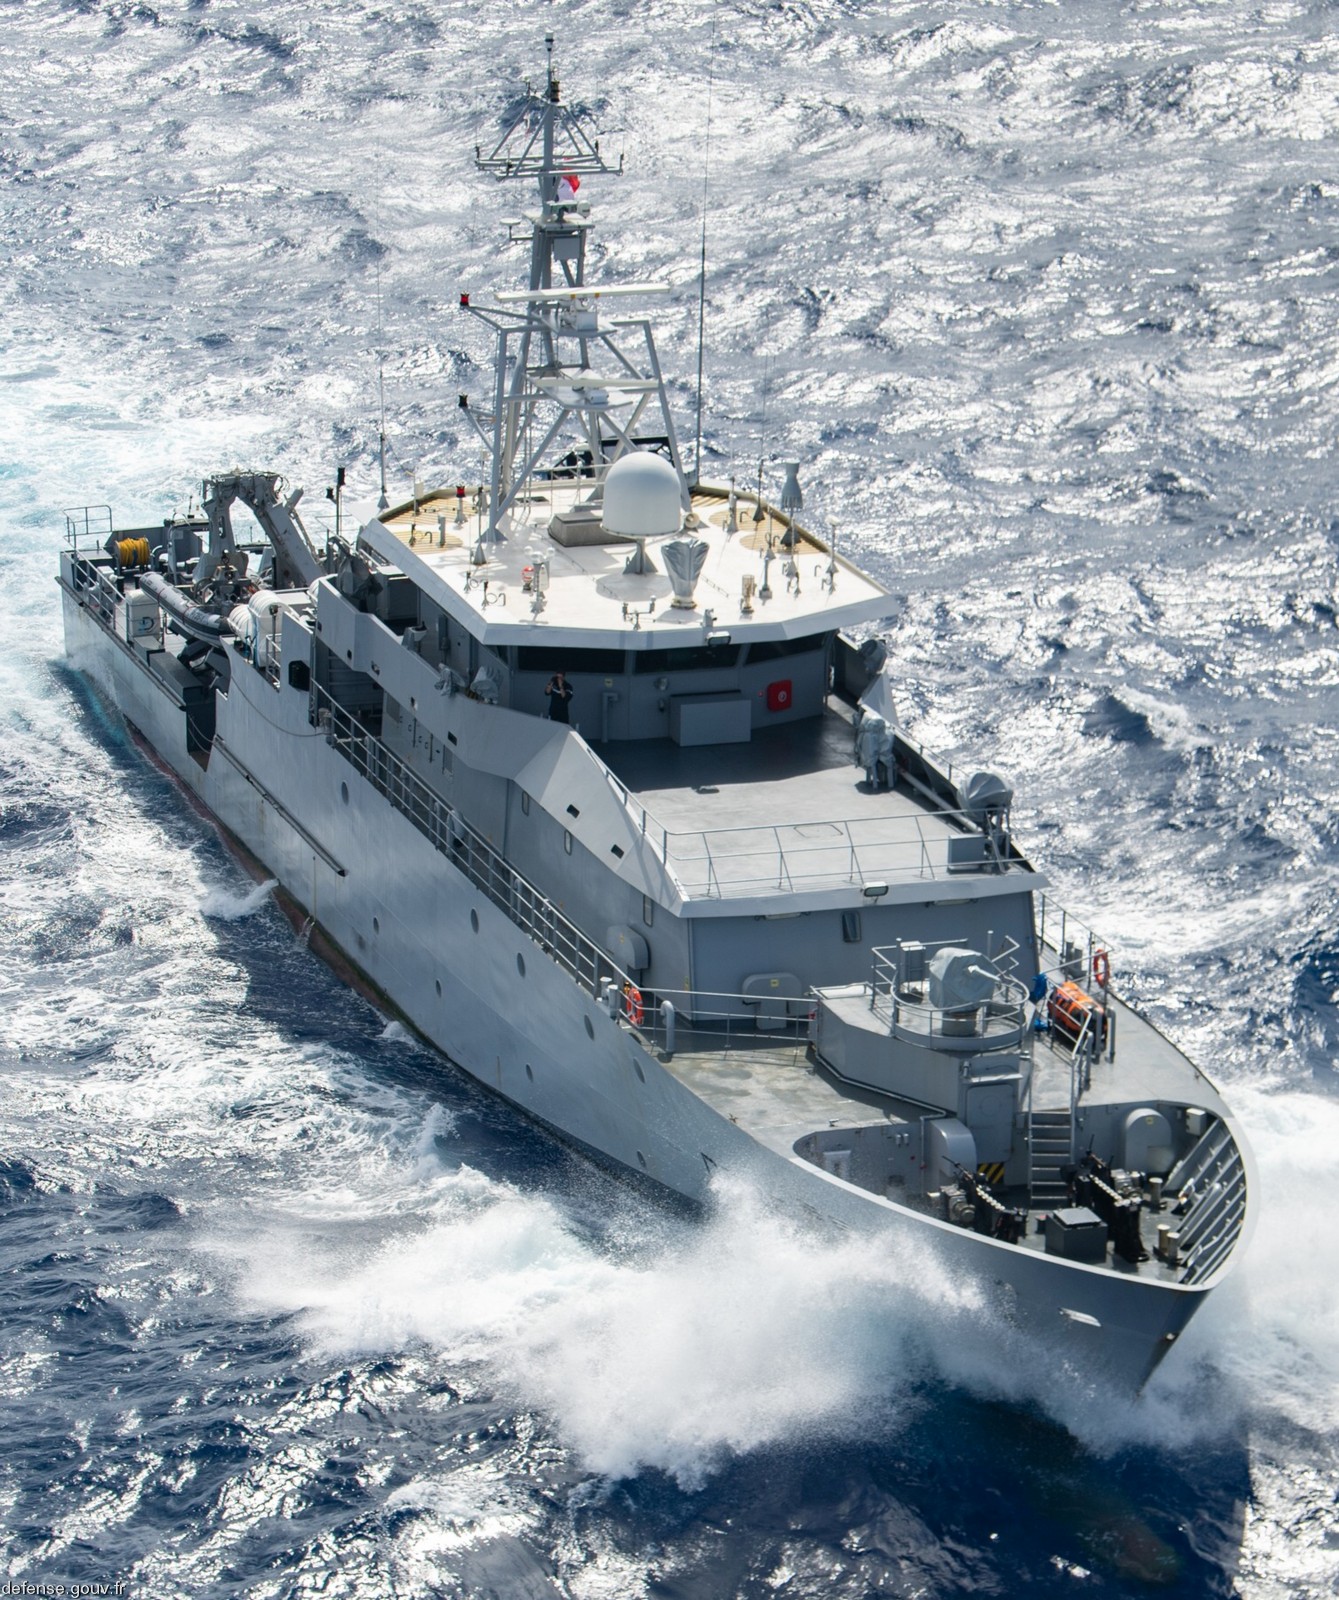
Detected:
left=60, top=582, right=1210, bottom=1393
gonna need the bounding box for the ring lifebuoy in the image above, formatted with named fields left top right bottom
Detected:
left=1093, top=949, right=1110, bottom=990
left=623, top=982, right=644, bottom=1027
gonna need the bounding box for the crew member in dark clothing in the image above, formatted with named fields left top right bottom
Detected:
left=545, top=670, right=574, bottom=724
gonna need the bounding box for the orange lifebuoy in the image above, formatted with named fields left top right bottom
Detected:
left=1093, top=949, right=1110, bottom=990
left=623, top=982, right=645, bottom=1027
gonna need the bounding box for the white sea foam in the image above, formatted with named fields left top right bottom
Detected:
left=218, top=1072, right=1339, bottom=1490
left=1195, top=1085, right=1339, bottom=1436
left=237, top=1168, right=1008, bottom=1485
left=198, top=877, right=277, bottom=921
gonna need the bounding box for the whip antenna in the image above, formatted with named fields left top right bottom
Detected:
left=375, top=260, right=389, bottom=511
left=692, top=7, right=719, bottom=488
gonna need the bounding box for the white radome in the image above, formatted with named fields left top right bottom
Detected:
left=601, top=450, right=683, bottom=538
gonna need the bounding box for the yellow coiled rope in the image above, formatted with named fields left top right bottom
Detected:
left=115, top=537, right=151, bottom=569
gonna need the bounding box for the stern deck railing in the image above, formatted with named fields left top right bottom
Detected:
left=67, top=553, right=122, bottom=630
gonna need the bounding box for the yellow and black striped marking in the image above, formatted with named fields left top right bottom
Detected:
left=977, top=1162, right=1006, bottom=1186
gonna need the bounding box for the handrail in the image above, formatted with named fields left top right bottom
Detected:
left=1067, top=1006, right=1097, bottom=1146
left=1036, top=891, right=1112, bottom=994
left=630, top=985, right=813, bottom=1060
left=64, top=505, right=113, bottom=550
left=312, top=682, right=633, bottom=1006
left=68, top=553, right=121, bottom=629
left=661, top=805, right=1008, bottom=898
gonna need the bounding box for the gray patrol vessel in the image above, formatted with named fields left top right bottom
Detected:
left=58, top=43, right=1253, bottom=1392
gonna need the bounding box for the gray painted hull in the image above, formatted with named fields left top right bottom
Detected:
left=61, top=584, right=1210, bottom=1393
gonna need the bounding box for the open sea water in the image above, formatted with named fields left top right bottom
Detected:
left=2, top=1, right=1339, bottom=1594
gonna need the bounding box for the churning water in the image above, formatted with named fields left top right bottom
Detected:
left=2, top=2, right=1339, bottom=1594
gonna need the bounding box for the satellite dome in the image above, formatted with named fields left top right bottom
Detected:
left=601, top=451, right=683, bottom=538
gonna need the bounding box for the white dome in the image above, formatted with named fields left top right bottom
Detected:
left=601, top=451, right=683, bottom=538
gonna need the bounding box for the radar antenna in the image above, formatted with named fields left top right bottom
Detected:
left=461, top=39, right=690, bottom=546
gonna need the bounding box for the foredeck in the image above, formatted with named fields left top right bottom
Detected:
left=661, top=988, right=1226, bottom=1150
left=1028, top=992, right=1223, bottom=1115
left=657, top=1029, right=894, bottom=1157
left=657, top=990, right=1231, bottom=1286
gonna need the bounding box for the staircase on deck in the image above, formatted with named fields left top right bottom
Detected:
left=1028, top=1107, right=1073, bottom=1207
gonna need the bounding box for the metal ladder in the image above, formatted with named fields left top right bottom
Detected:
left=1028, top=1108, right=1073, bottom=1206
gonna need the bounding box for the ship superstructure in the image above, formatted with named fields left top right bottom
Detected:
left=57, top=42, right=1253, bottom=1391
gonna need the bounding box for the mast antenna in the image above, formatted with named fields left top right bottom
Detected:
left=375, top=261, right=389, bottom=511
left=753, top=353, right=771, bottom=524
left=692, top=6, right=719, bottom=489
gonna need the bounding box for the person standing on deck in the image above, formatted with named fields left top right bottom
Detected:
left=545, top=670, right=574, bottom=724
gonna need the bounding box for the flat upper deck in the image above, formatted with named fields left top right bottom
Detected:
left=357, top=483, right=894, bottom=650
left=604, top=699, right=984, bottom=899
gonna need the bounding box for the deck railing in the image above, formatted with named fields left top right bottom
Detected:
left=660, top=808, right=1005, bottom=898
left=1035, top=892, right=1113, bottom=994
left=67, top=553, right=122, bottom=629
left=63, top=505, right=114, bottom=552
left=628, top=986, right=812, bottom=1064
left=312, top=682, right=632, bottom=1005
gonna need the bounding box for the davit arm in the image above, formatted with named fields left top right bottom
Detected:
left=194, top=471, right=323, bottom=591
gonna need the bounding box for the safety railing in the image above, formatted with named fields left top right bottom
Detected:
left=1035, top=892, right=1112, bottom=994
left=67, top=553, right=122, bottom=630
left=1169, top=1122, right=1249, bottom=1286
left=625, top=985, right=813, bottom=1065
left=63, top=505, right=114, bottom=552
left=661, top=808, right=1005, bottom=898
left=312, top=683, right=632, bottom=1005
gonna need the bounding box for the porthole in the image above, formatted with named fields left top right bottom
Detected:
left=470, top=909, right=479, bottom=933
left=435, top=979, right=442, bottom=998
left=563, top=829, right=573, bottom=855
left=525, top=1063, right=534, bottom=1081
left=340, top=782, right=349, bottom=805
left=636, top=1150, right=648, bottom=1169
left=583, top=1015, right=595, bottom=1040
left=633, top=1057, right=645, bottom=1084
left=516, top=952, right=526, bottom=978
left=372, top=916, right=380, bottom=934
left=521, top=791, right=531, bottom=816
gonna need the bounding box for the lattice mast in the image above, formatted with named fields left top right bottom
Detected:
left=461, top=36, right=689, bottom=546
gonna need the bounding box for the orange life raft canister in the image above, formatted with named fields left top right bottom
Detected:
left=1047, top=979, right=1107, bottom=1048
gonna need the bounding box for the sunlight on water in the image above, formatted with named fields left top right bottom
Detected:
left=3, top=0, right=1339, bottom=1592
